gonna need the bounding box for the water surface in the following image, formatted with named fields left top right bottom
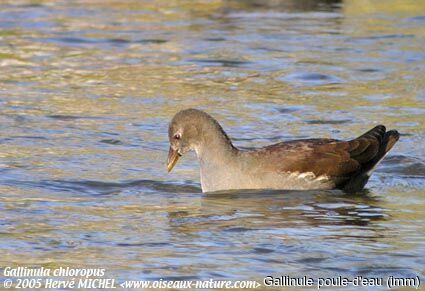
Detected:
left=0, top=0, right=424, bottom=289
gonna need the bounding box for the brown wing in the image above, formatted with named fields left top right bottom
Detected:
left=252, top=125, right=399, bottom=189
left=263, top=138, right=360, bottom=178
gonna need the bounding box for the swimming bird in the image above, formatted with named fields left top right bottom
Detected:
left=167, top=109, right=399, bottom=193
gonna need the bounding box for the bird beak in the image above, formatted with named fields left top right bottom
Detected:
left=167, top=147, right=181, bottom=172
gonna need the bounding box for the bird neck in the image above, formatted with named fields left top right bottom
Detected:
left=195, top=126, right=239, bottom=193
left=195, top=121, right=238, bottom=166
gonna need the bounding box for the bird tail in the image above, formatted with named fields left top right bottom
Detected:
left=343, top=125, right=399, bottom=192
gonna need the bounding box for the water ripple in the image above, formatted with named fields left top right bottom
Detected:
left=281, top=72, right=344, bottom=86
left=2, top=179, right=201, bottom=196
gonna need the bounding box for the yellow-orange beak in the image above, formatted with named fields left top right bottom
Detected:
left=167, top=147, right=181, bottom=172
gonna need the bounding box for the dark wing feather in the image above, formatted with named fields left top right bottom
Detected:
left=258, top=138, right=360, bottom=179
left=344, top=125, right=399, bottom=191
left=256, top=125, right=399, bottom=191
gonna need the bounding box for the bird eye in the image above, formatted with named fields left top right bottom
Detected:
left=174, top=133, right=181, bottom=140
